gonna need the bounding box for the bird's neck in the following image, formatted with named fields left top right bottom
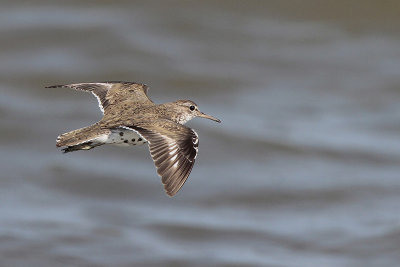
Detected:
left=158, top=103, right=193, bottom=124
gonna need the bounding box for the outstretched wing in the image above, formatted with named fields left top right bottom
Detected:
left=124, top=120, right=199, bottom=197
left=46, top=81, right=153, bottom=113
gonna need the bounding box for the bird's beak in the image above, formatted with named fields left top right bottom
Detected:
left=197, top=112, right=221, bottom=123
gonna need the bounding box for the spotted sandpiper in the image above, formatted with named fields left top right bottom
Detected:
left=47, top=81, right=220, bottom=196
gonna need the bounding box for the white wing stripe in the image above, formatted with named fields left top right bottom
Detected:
left=91, top=92, right=104, bottom=113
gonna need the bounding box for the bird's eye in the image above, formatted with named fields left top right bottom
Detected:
left=189, top=105, right=195, bottom=111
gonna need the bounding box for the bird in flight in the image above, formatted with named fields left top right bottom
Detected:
left=47, top=81, right=220, bottom=196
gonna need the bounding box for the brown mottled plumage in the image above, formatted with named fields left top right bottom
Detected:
left=47, top=81, right=220, bottom=196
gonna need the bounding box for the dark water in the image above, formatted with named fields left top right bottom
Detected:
left=1, top=1, right=400, bottom=266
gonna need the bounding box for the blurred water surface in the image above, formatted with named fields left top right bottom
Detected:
left=1, top=1, right=400, bottom=266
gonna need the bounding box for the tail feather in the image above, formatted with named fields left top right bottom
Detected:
left=56, top=123, right=109, bottom=148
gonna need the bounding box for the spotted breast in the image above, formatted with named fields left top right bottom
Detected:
left=95, top=128, right=148, bottom=146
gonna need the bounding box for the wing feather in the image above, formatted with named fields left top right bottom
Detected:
left=124, top=120, right=199, bottom=196
left=46, top=81, right=152, bottom=113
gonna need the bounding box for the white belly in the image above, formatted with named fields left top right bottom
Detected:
left=95, top=128, right=147, bottom=147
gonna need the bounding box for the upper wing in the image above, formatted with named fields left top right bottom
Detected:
left=46, top=81, right=153, bottom=113
left=124, top=120, right=199, bottom=197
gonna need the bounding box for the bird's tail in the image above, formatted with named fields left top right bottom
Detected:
left=56, top=123, right=109, bottom=153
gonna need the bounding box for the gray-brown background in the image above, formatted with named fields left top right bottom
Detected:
left=1, top=1, right=400, bottom=266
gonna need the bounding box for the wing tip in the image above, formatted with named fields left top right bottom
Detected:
left=165, top=190, right=176, bottom=197
left=46, top=81, right=149, bottom=91
left=45, top=84, right=65, bottom=88
left=162, top=169, right=192, bottom=197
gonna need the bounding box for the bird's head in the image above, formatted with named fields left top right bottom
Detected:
left=173, top=100, right=221, bottom=124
